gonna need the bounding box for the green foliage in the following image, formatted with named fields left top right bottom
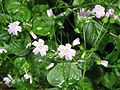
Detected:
left=13, top=57, right=30, bottom=72
left=0, top=0, right=120, bottom=89
left=101, top=72, right=118, bottom=89
left=31, top=13, right=54, bottom=36
left=72, top=0, right=85, bottom=5
left=6, top=1, right=31, bottom=21
left=0, top=14, right=12, bottom=24
left=6, top=31, right=31, bottom=56
left=32, top=4, right=49, bottom=12
left=47, top=62, right=82, bottom=88
left=78, top=77, right=94, bottom=90
left=0, top=30, right=10, bottom=43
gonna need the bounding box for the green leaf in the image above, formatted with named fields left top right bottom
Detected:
left=115, top=35, right=120, bottom=52
left=12, top=76, right=34, bottom=90
left=101, top=72, right=118, bottom=89
left=0, top=30, right=10, bottom=43
left=32, top=4, right=49, bottom=12
left=72, top=0, right=85, bottom=5
left=13, top=57, right=30, bottom=71
left=47, top=62, right=82, bottom=87
left=79, top=77, right=94, bottom=90
left=115, top=17, right=120, bottom=25
left=6, top=1, right=31, bottom=21
left=102, top=17, right=108, bottom=23
left=27, top=52, right=49, bottom=76
left=106, top=51, right=120, bottom=63
left=0, top=14, right=12, bottom=24
left=6, top=31, right=31, bottom=56
left=109, top=18, right=115, bottom=24
left=74, top=16, right=110, bottom=50
left=32, top=13, right=54, bottom=36
left=46, top=40, right=58, bottom=51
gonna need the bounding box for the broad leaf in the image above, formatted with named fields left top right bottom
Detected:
left=32, top=13, right=54, bottom=36
left=6, top=1, right=31, bottom=21
left=47, top=62, right=82, bottom=87
left=101, top=72, right=118, bottom=89
left=6, top=31, right=31, bottom=56
left=13, top=57, right=30, bottom=71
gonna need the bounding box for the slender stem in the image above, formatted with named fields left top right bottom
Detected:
left=51, top=3, right=118, bottom=10
left=0, top=2, right=5, bottom=14
left=81, top=60, right=87, bottom=90
left=87, top=22, right=105, bottom=59
left=92, top=20, right=118, bottom=38
left=83, top=24, right=87, bottom=49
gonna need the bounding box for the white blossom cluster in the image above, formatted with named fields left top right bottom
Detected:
left=78, top=4, right=116, bottom=19
left=32, top=38, right=80, bottom=61
left=3, top=71, right=33, bottom=86
left=92, top=5, right=115, bottom=18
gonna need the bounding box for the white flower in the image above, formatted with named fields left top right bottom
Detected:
left=58, top=43, right=76, bottom=60
left=105, top=9, right=114, bottom=17
left=92, top=5, right=105, bottom=18
left=47, top=9, right=54, bottom=17
left=30, top=31, right=37, bottom=39
left=101, top=60, right=108, bottom=67
left=8, top=21, right=22, bottom=35
left=72, top=38, right=80, bottom=46
left=24, top=71, right=32, bottom=84
left=0, top=48, right=7, bottom=54
left=3, top=74, right=12, bottom=85
left=46, top=63, right=54, bottom=70
left=32, top=39, right=48, bottom=56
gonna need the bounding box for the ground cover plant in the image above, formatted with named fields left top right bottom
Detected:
left=0, top=0, right=120, bottom=90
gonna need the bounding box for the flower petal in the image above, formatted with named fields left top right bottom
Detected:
left=33, top=48, right=40, bottom=54
left=32, top=41, right=38, bottom=47
left=38, top=39, right=44, bottom=45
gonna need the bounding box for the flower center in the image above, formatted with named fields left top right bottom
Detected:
left=13, top=25, right=17, bottom=30
left=64, top=48, right=69, bottom=53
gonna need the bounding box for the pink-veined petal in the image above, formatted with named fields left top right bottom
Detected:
left=58, top=45, right=65, bottom=51
left=32, top=48, right=40, bottom=54
left=32, top=41, right=38, bottom=47
left=38, top=39, right=44, bottom=45
left=65, top=43, right=71, bottom=48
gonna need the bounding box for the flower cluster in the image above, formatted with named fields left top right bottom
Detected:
left=92, top=4, right=116, bottom=19
left=78, top=5, right=115, bottom=19
left=32, top=38, right=80, bottom=61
